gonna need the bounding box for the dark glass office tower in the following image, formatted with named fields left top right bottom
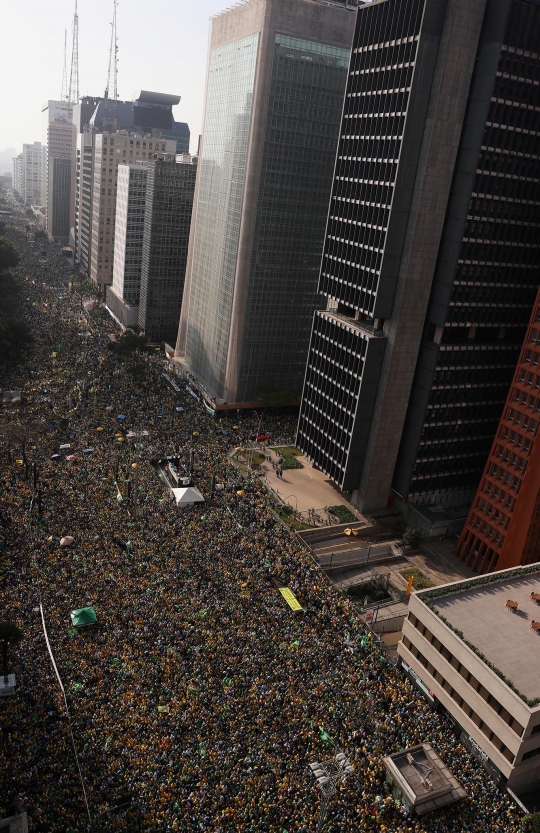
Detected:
left=139, top=154, right=197, bottom=345
left=297, top=0, right=540, bottom=514
left=175, top=0, right=355, bottom=407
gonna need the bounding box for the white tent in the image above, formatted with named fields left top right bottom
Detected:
left=171, top=486, right=205, bottom=506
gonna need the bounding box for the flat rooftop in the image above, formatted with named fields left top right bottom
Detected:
left=432, top=569, right=540, bottom=702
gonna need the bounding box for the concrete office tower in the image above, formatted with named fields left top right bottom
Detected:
left=175, top=0, right=355, bottom=407
left=107, top=162, right=149, bottom=327
left=22, top=142, right=44, bottom=206
left=41, top=100, right=74, bottom=209
left=89, top=91, right=190, bottom=152
left=89, top=133, right=176, bottom=291
left=139, top=154, right=197, bottom=345
left=46, top=120, right=77, bottom=243
left=75, top=130, right=97, bottom=271
left=12, top=155, right=23, bottom=201
left=12, top=143, right=43, bottom=206
left=456, top=287, right=540, bottom=574
left=297, top=0, right=540, bottom=515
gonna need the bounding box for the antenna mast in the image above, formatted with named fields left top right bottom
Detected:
left=68, top=0, right=79, bottom=104
left=61, top=29, right=68, bottom=101
left=103, top=0, right=119, bottom=131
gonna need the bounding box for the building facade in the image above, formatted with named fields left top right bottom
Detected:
left=89, top=91, right=190, bottom=152
left=175, top=0, right=355, bottom=406
left=12, top=155, right=23, bottom=201
left=45, top=121, right=77, bottom=243
left=41, top=100, right=74, bottom=213
left=89, top=133, right=176, bottom=291
left=456, top=287, right=540, bottom=573
left=296, top=0, right=540, bottom=514
left=106, top=162, right=149, bottom=327
left=399, top=566, right=540, bottom=794
left=139, top=154, right=197, bottom=344
left=12, top=143, right=44, bottom=206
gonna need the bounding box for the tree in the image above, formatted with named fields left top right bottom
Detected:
left=107, top=329, right=148, bottom=355
left=255, top=383, right=295, bottom=409
left=402, top=527, right=423, bottom=550
left=0, top=237, right=20, bottom=271
left=25, top=207, right=34, bottom=217
left=0, top=621, right=23, bottom=684
left=34, top=229, right=48, bottom=242
left=523, top=814, right=540, bottom=833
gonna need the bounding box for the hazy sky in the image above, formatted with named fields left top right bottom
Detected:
left=0, top=0, right=230, bottom=154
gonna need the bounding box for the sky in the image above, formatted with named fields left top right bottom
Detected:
left=0, top=0, right=230, bottom=155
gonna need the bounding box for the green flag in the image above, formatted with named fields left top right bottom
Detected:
left=319, top=727, right=334, bottom=745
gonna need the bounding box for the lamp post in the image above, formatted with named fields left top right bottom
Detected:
left=309, top=751, right=354, bottom=833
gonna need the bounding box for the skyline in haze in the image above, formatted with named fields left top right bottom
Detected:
left=0, top=0, right=229, bottom=155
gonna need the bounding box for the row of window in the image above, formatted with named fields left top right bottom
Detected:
left=407, top=613, right=524, bottom=736
left=403, top=635, right=516, bottom=763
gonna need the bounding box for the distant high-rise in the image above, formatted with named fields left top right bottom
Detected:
left=42, top=100, right=77, bottom=243
left=139, top=153, right=197, bottom=344
left=12, top=154, right=23, bottom=201
left=89, top=133, right=176, bottom=291
left=174, top=0, right=355, bottom=407
left=106, top=161, right=149, bottom=327
left=297, top=0, right=540, bottom=515
left=89, top=91, right=190, bottom=152
left=12, top=146, right=42, bottom=207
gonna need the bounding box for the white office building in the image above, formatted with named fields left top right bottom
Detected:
left=106, top=162, right=149, bottom=326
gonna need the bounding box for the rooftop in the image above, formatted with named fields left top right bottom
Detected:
left=383, top=744, right=466, bottom=815
left=430, top=567, right=540, bottom=703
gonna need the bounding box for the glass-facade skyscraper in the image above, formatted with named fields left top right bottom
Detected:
left=175, top=0, right=355, bottom=406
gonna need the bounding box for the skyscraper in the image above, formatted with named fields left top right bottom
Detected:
left=89, top=133, right=176, bottom=291
left=107, top=161, right=149, bottom=327
left=139, top=154, right=197, bottom=345
left=174, top=0, right=355, bottom=407
left=41, top=100, right=77, bottom=243
left=297, top=0, right=540, bottom=515
left=456, top=286, right=540, bottom=574
left=12, top=143, right=44, bottom=206
left=89, top=91, right=190, bottom=152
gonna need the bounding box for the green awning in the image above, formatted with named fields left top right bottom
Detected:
left=70, top=607, right=97, bottom=627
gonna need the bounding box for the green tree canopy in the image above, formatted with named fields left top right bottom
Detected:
left=34, top=229, right=48, bottom=242
left=0, top=620, right=23, bottom=680
left=255, top=384, right=295, bottom=409
left=523, top=814, right=540, bottom=833
left=0, top=236, right=20, bottom=271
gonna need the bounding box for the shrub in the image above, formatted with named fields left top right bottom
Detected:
left=281, top=454, right=303, bottom=470
left=402, top=527, right=422, bottom=550
left=327, top=504, right=356, bottom=524
left=400, top=567, right=433, bottom=590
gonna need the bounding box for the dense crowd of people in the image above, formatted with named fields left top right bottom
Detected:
left=0, top=210, right=524, bottom=831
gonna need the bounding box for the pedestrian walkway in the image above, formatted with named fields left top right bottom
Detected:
left=261, top=447, right=367, bottom=525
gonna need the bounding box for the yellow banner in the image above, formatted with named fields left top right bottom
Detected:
left=279, top=587, right=303, bottom=612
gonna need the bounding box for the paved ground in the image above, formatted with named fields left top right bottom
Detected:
left=256, top=447, right=367, bottom=523
left=435, top=571, right=540, bottom=702
left=417, top=538, right=475, bottom=585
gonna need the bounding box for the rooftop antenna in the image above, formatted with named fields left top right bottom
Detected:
left=61, top=29, right=68, bottom=101
left=103, top=0, right=119, bottom=131
left=68, top=0, right=79, bottom=104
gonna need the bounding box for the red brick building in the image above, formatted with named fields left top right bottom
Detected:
left=456, top=288, right=540, bottom=573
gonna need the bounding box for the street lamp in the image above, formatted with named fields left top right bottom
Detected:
left=309, top=751, right=354, bottom=833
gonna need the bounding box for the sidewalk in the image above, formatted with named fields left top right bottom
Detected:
left=258, top=447, right=368, bottom=524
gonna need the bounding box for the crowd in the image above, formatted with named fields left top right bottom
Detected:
left=0, top=211, right=524, bottom=832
